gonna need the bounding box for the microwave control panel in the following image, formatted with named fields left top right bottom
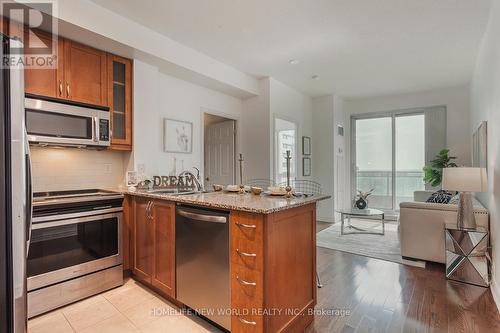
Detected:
left=99, top=119, right=110, bottom=141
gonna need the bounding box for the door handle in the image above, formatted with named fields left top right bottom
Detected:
left=177, top=209, right=227, bottom=223
left=236, top=249, right=257, bottom=257
left=59, top=80, right=63, bottom=96
left=66, top=82, right=70, bottom=97
left=149, top=201, right=154, bottom=220
left=24, top=130, right=33, bottom=256
left=93, top=117, right=98, bottom=142
left=145, top=201, right=152, bottom=219
left=236, top=275, right=257, bottom=286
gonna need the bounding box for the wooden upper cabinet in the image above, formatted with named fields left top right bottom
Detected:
left=24, top=30, right=64, bottom=99
left=108, top=54, right=133, bottom=150
left=151, top=200, right=175, bottom=298
left=63, top=40, right=107, bottom=106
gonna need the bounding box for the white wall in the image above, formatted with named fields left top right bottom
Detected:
left=31, top=147, right=126, bottom=192
left=132, top=60, right=243, bottom=180
left=343, top=85, right=471, bottom=212
left=470, top=0, right=500, bottom=310
left=240, top=78, right=314, bottom=183
left=345, top=85, right=471, bottom=165
left=269, top=78, right=313, bottom=181
left=312, top=95, right=347, bottom=222
left=241, top=78, right=271, bottom=181
left=51, top=0, right=259, bottom=98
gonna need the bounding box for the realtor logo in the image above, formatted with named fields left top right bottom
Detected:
left=1, top=0, right=58, bottom=68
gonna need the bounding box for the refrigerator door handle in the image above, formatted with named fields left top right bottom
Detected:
left=25, top=131, right=32, bottom=256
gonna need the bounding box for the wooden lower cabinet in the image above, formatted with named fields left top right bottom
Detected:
left=128, top=195, right=316, bottom=332
left=132, top=197, right=175, bottom=299
left=230, top=204, right=317, bottom=333
left=150, top=200, right=176, bottom=297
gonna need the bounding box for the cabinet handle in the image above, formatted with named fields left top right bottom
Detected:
left=235, top=222, right=256, bottom=229
left=146, top=201, right=152, bottom=219
left=236, top=249, right=257, bottom=257
left=149, top=201, right=155, bottom=220
left=66, top=83, right=70, bottom=97
left=237, top=317, right=257, bottom=326
left=59, top=80, right=63, bottom=96
left=236, top=275, right=257, bottom=286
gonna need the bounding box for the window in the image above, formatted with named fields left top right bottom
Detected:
left=353, top=113, right=425, bottom=212
left=274, top=118, right=297, bottom=184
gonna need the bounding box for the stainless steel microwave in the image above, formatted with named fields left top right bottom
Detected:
left=25, top=98, right=110, bottom=148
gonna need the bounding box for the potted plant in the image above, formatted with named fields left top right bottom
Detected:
left=423, top=149, right=458, bottom=187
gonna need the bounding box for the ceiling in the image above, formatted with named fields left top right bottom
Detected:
left=90, top=0, right=491, bottom=99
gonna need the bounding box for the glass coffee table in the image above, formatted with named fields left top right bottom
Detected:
left=337, top=208, right=385, bottom=235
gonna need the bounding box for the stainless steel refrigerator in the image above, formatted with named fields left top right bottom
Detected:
left=0, top=33, right=30, bottom=333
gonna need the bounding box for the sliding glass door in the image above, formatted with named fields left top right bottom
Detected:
left=352, top=112, right=425, bottom=212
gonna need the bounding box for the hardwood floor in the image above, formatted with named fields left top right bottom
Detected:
left=310, top=222, right=500, bottom=333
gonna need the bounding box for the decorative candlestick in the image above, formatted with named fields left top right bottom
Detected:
left=285, top=150, right=292, bottom=198
left=238, top=153, right=245, bottom=194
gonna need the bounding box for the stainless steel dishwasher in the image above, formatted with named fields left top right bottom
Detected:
left=176, top=205, right=230, bottom=330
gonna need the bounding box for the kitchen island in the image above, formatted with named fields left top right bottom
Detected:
left=123, top=190, right=330, bottom=333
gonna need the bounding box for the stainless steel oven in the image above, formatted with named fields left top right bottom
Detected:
left=25, top=98, right=110, bottom=148
left=27, top=190, right=123, bottom=317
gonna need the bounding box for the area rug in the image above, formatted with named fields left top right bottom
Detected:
left=317, top=219, right=425, bottom=268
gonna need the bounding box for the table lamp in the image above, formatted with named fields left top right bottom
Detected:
left=442, top=167, right=487, bottom=229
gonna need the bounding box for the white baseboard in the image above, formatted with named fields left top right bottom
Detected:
left=317, top=216, right=336, bottom=223
left=492, top=276, right=500, bottom=313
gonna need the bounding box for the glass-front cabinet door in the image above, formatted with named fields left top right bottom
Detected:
left=108, top=54, right=132, bottom=150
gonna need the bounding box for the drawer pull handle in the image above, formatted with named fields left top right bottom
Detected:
left=238, top=316, right=257, bottom=326
left=236, top=222, right=256, bottom=229
left=236, top=249, right=257, bottom=257
left=236, top=275, right=257, bottom=286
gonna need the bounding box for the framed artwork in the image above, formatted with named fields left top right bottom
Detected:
left=163, top=118, right=193, bottom=153
left=472, top=121, right=487, bottom=168
left=303, top=157, right=311, bottom=176
left=302, top=136, right=311, bottom=155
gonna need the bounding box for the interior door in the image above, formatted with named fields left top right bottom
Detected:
left=151, top=201, right=175, bottom=298
left=63, top=40, right=107, bottom=106
left=204, top=120, right=235, bottom=188
left=133, top=198, right=153, bottom=283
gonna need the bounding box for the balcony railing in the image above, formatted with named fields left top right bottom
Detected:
left=356, top=170, right=425, bottom=209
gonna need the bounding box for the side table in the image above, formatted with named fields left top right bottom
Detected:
left=445, top=224, right=490, bottom=287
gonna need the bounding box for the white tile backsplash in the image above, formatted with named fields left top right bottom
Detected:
left=31, top=146, right=127, bottom=192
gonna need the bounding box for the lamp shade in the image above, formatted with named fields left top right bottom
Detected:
left=442, top=167, right=487, bottom=192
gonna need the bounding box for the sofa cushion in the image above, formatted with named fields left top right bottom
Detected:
left=426, top=190, right=453, bottom=204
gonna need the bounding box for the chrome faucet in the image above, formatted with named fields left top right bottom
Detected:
left=178, top=169, right=203, bottom=192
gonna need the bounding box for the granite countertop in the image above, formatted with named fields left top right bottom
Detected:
left=124, top=190, right=330, bottom=214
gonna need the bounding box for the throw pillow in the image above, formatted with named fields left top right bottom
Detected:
left=449, top=194, right=460, bottom=205
left=426, top=190, right=453, bottom=204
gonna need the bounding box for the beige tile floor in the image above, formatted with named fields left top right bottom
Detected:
left=28, top=278, right=224, bottom=333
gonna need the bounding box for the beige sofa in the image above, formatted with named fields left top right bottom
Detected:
left=399, top=191, right=489, bottom=264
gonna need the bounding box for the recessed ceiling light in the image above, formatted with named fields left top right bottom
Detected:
left=312, top=75, right=319, bottom=80
left=289, top=59, right=299, bottom=65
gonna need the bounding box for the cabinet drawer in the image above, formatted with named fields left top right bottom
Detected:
left=231, top=312, right=264, bottom=333
left=231, top=212, right=263, bottom=242
left=231, top=264, right=263, bottom=307
left=230, top=211, right=264, bottom=271
left=231, top=238, right=263, bottom=271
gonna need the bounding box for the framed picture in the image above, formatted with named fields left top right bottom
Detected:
left=303, top=157, right=311, bottom=176
left=302, top=136, right=311, bottom=155
left=163, top=118, right=193, bottom=153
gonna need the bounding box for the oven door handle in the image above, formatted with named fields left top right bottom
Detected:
left=31, top=212, right=121, bottom=230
